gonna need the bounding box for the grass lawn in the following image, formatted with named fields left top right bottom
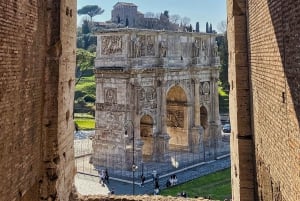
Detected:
left=75, top=75, right=96, bottom=96
left=160, top=168, right=231, bottom=200
left=74, top=117, right=95, bottom=130
left=219, top=86, right=229, bottom=114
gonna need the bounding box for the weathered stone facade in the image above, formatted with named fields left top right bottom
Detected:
left=92, top=29, right=221, bottom=169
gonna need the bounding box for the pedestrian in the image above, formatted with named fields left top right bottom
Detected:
left=99, top=170, right=105, bottom=186
left=152, top=170, right=157, bottom=181
left=173, top=174, right=177, bottom=185
left=170, top=175, right=174, bottom=186
left=180, top=191, right=187, bottom=198
left=166, top=179, right=171, bottom=187
left=140, top=174, right=145, bottom=187
left=104, top=168, right=109, bottom=184
left=154, top=181, right=160, bottom=195
left=100, top=170, right=105, bottom=186
left=154, top=180, right=159, bottom=190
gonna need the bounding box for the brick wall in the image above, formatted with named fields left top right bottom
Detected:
left=229, top=0, right=300, bottom=200
left=0, top=1, right=76, bottom=200
left=248, top=0, right=300, bottom=200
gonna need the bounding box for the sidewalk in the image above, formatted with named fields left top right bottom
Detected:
left=75, top=155, right=231, bottom=196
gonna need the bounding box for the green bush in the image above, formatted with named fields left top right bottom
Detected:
left=76, top=97, right=86, bottom=106
left=75, top=90, right=87, bottom=100
left=84, top=95, right=96, bottom=103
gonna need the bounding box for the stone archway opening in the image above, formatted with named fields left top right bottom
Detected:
left=200, top=106, right=209, bottom=140
left=200, top=106, right=208, bottom=129
left=140, top=114, right=154, bottom=161
left=166, top=85, right=188, bottom=151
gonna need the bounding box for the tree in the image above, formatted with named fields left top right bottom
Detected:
left=76, top=34, right=97, bottom=50
left=181, top=17, right=191, bottom=27
left=216, top=32, right=229, bottom=90
left=77, top=5, right=104, bottom=22
left=170, top=14, right=181, bottom=24
left=145, top=12, right=155, bottom=18
left=217, top=20, right=227, bottom=33
left=82, top=20, right=90, bottom=34
left=206, top=22, right=209, bottom=33
left=163, top=10, right=169, bottom=19
left=189, top=24, right=193, bottom=32
left=76, top=48, right=96, bottom=85
left=196, top=22, right=200, bottom=32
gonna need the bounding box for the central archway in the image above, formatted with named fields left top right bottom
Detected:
left=166, top=85, right=188, bottom=151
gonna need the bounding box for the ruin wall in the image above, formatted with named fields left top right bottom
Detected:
left=229, top=0, right=300, bottom=200
left=248, top=0, right=300, bottom=200
left=0, top=1, right=76, bottom=200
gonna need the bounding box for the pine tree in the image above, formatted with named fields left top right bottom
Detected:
left=196, top=22, right=200, bottom=32
left=206, top=22, right=209, bottom=33
left=82, top=20, right=90, bottom=34
left=189, top=24, right=193, bottom=32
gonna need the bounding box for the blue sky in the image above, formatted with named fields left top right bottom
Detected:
left=77, top=0, right=227, bottom=32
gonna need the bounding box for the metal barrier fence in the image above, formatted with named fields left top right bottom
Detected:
left=74, top=135, right=230, bottom=181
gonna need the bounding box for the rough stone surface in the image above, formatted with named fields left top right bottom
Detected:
left=228, top=0, right=300, bottom=201
left=0, top=1, right=76, bottom=200
left=227, top=1, right=255, bottom=201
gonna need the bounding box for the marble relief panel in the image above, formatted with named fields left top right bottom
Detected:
left=101, top=36, right=122, bottom=55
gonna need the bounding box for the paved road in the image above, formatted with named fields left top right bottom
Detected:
left=75, top=155, right=231, bottom=196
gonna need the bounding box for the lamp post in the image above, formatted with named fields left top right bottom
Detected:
left=125, top=120, right=137, bottom=195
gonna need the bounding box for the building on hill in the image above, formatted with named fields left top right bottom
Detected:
left=109, top=2, right=178, bottom=31
left=111, top=2, right=140, bottom=27
left=91, top=28, right=222, bottom=170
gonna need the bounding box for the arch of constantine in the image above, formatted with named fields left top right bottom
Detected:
left=92, top=29, right=222, bottom=170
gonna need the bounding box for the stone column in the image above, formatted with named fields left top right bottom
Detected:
left=156, top=80, right=170, bottom=162
left=161, top=81, right=168, bottom=134
left=152, top=80, right=162, bottom=161
left=191, top=79, right=201, bottom=153
left=210, top=77, right=220, bottom=123
left=209, top=77, right=220, bottom=159
left=194, top=79, right=201, bottom=126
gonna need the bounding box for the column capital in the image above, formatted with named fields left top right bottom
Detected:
left=192, top=78, right=200, bottom=84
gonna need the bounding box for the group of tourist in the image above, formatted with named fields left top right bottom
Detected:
left=166, top=174, right=178, bottom=187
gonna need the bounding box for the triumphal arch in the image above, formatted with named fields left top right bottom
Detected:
left=92, top=29, right=222, bottom=170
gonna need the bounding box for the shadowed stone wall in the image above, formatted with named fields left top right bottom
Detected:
left=249, top=0, right=300, bottom=200
left=228, top=0, right=300, bottom=200
left=0, top=1, right=76, bottom=200
left=227, top=1, right=255, bottom=200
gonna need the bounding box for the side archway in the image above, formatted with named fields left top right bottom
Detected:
left=200, top=106, right=208, bottom=129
